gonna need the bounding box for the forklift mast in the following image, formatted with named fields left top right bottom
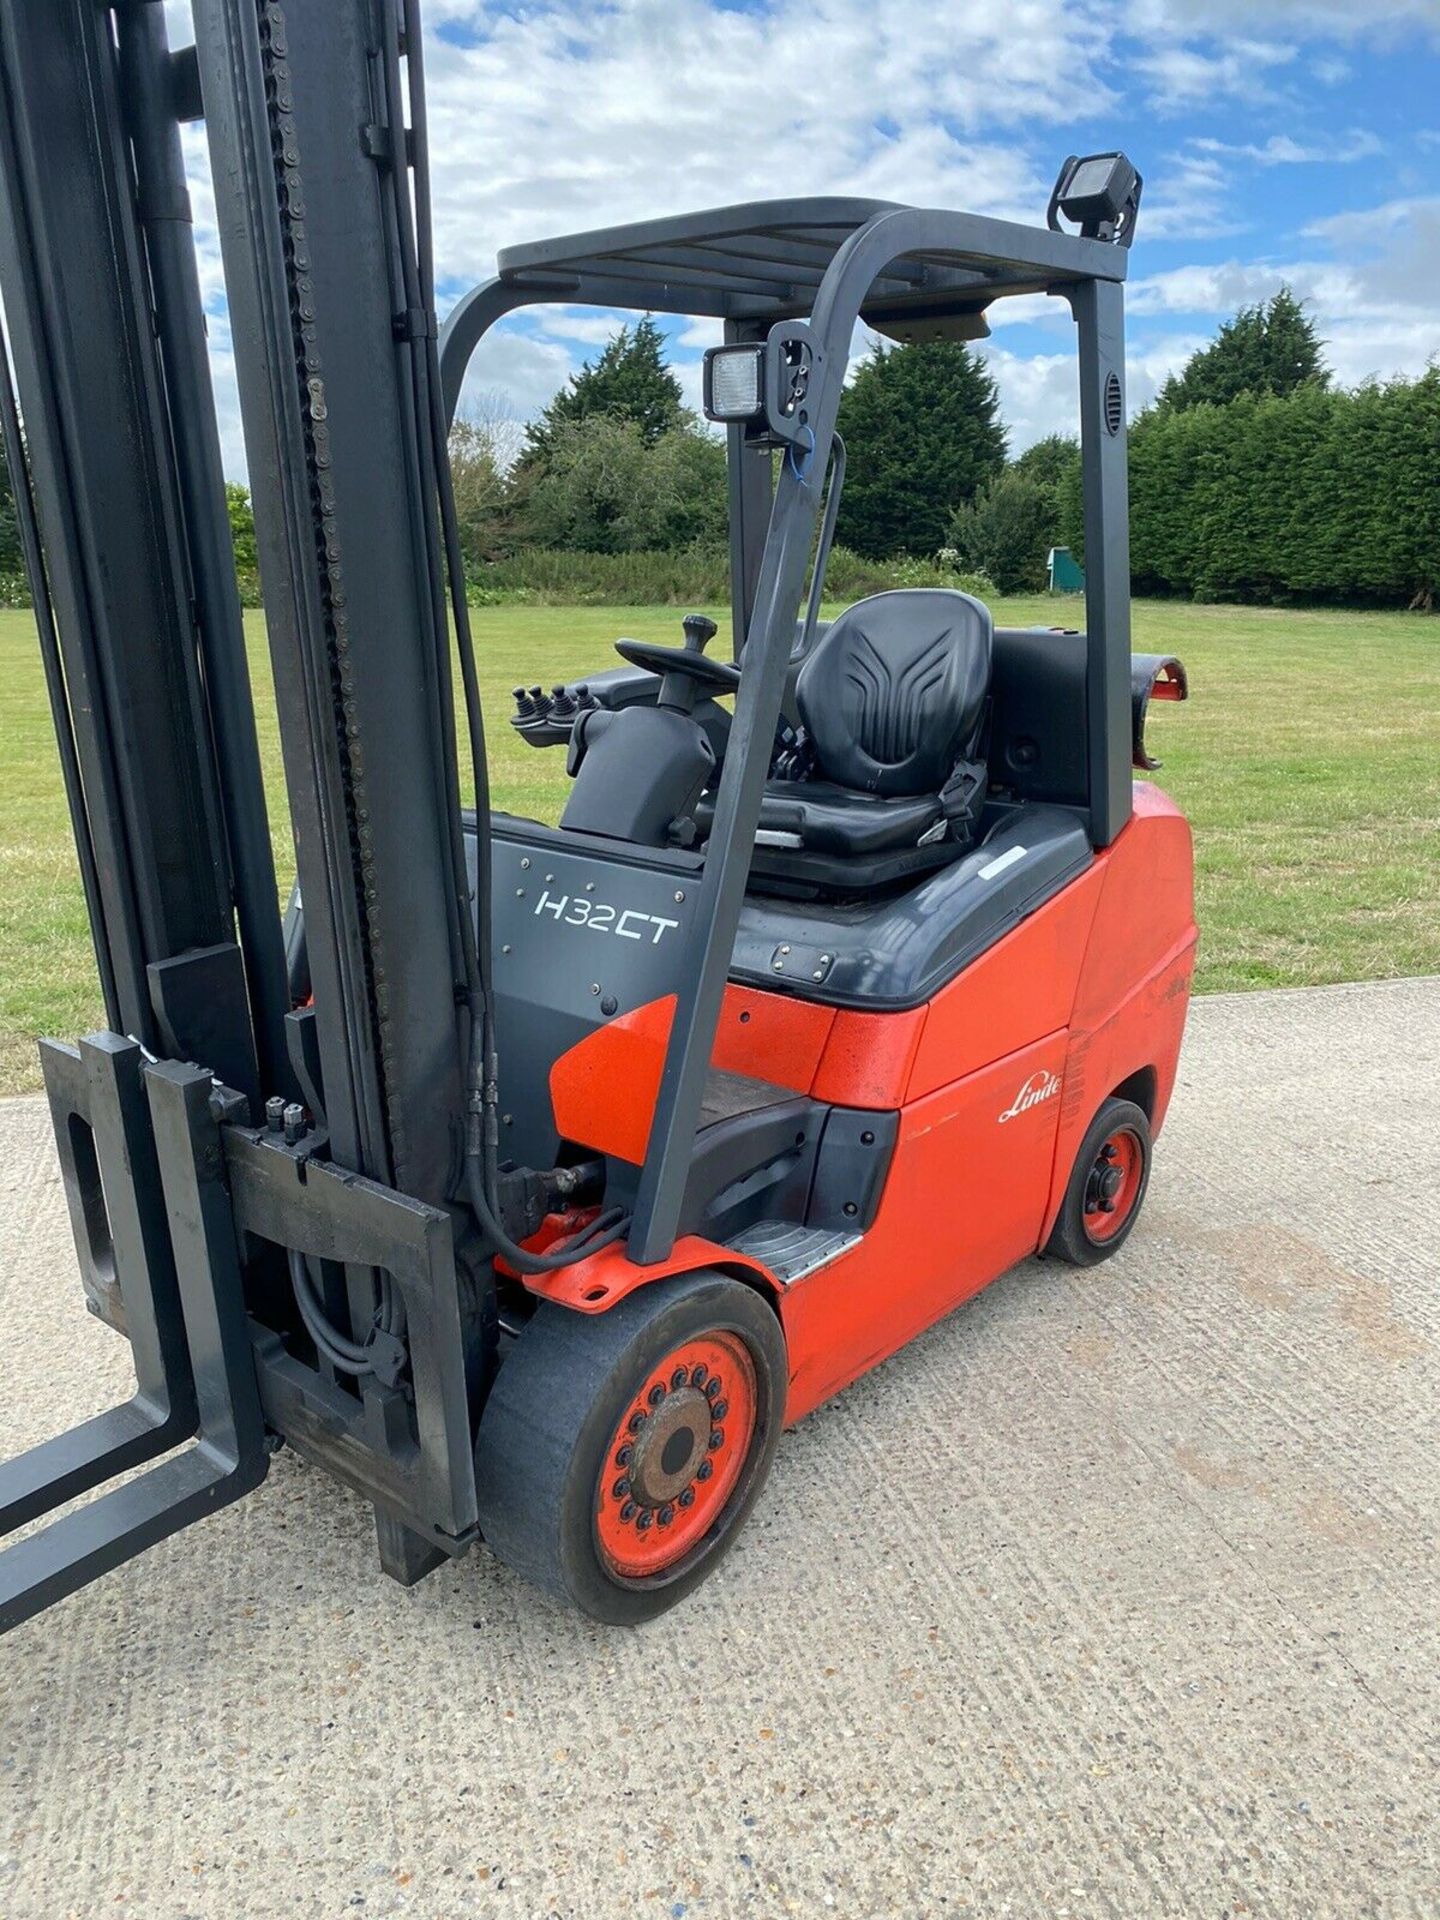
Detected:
left=0, top=0, right=482, bottom=1610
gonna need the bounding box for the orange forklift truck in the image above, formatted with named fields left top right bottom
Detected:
left=0, top=0, right=1191, bottom=1630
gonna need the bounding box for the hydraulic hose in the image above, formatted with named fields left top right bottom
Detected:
left=287, top=1248, right=382, bottom=1377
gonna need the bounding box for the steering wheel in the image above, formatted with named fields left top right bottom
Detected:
left=615, top=638, right=740, bottom=696
left=614, top=614, right=740, bottom=712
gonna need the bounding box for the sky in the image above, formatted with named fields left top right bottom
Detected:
left=168, top=0, right=1440, bottom=475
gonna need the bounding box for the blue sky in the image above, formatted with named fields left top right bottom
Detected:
left=171, top=0, right=1440, bottom=471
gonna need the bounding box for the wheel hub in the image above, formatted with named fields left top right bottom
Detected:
left=628, top=1386, right=710, bottom=1507
left=1082, top=1128, right=1143, bottom=1243
left=595, top=1330, right=755, bottom=1580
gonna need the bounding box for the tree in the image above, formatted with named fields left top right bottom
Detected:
left=948, top=469, right=1055, bottom=593
left=525, top=315, right=685, bottom=464
left=225, top=482, right=257, bottom=572
left=835, top=339, right=1006, bottom=558
left=448, top=413, right=513, bottom=567
left=1012, top=432, right=1080, bottom=498
left=0, top=426, right=21, bottom=574
left=1123, top=366, right=1439, bottom=609
left=520, top=414, right=726, bottom=553
left=1157, top=287, right=1328, bottom=412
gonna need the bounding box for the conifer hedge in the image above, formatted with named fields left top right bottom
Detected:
left=1062, top=368, right=1439, bottom=609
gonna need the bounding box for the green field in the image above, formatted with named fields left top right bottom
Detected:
left=2, top=598, right=1437, bottom=1095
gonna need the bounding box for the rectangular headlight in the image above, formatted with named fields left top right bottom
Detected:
left=703, top=344, right=764, bottom=422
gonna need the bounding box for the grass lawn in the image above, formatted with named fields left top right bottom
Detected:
left=2, top=597, right=1438, bottom=1095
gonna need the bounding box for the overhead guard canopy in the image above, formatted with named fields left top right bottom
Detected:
left=479, top=196, right=1130, bottom=341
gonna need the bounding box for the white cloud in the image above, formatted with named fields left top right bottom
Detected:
left=162, top=0, right=1440, bottom=477
left=1131, top=38, right=1298, bottom=113
left=1125, top=0, right=1439, bottom=41
left=1141, top=148, right=1248, bottom=241
left=1190, top=129, right=1382, bottom=165
left=1128, top=193, right=1440, bottom=391
left=532, top=309, right=628, bottom=349
left=978, top=333, right=1210, bottom=451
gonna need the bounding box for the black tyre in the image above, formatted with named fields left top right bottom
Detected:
left=474, top=1269, right=787, bottom=1624
left=1043, top=1095, right=1152, bottom=1267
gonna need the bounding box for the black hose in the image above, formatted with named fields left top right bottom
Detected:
left=287, top=1247, right=381, bottom=1376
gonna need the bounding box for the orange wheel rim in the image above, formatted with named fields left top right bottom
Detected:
left=595, top=1330, right=757, bottom=1580
left=1082, top=1128, right=1143, bottom=1243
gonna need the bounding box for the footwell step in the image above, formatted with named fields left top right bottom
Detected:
left=726, top=1221, right=860, bottom=1285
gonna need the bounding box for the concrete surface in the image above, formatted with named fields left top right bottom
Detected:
left=1, top=977, right=1437, bottom=1920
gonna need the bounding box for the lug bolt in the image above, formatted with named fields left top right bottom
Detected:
left=615, top=1444, right=633, bottom=1468
left=691, top=1364, right=707, bottom=1387
left=636, top=1511, right=653, bottom=1532
left=704, top=1377, right=722, bottom=1402
left=678, top=1487, right=695, bottom=1508
left=671, top=1367, right=688, bottom=1390
left=612, top=1477, right=630, bottom=1499
left=658, top=1504, right=675, bottom=1527
left=620, top=1500, right=637, bottom=1522
left=628, top=1410, right=646, bottom=1434
left=647, top=1383, right=665, bottom=1408
left=696, top=1459, right=713, bottom=1482
left=712, top=1398, right=729, bottom=1421
left=709, top=1428, right=724, bottom=1451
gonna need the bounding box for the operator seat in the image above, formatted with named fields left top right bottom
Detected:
left=739, top=588, right=994, bottom=893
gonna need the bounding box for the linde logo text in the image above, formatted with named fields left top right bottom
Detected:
left=998, top=1070, right=1061, bottom=1124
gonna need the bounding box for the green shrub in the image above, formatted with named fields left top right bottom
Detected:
left=947, top=469, right=1056, bottom=593
left=463, top=543, right=993, bottom=608
left=516, top=415, right=726, bottom=554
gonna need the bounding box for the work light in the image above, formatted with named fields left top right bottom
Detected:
left=703, top=344, right=765, bottom=421
left=1047, top=151, right=1142, bottom=246
left=702, top=327, right=816, bottom=446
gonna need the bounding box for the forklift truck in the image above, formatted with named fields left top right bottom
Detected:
left=0, top=0, right=1194, bottom=1628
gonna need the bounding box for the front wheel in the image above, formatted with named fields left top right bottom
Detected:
left=1044, top=1095, right=1153, bottom=1267
left=474, top=1269, right=787, bottom=1623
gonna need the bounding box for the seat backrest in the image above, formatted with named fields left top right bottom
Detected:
left=794, top=588, right=993, bottom=796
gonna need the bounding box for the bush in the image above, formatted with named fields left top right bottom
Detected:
left=948, top=469, right=1056, bottom=593
left=468, top=545, right=732, bottom=606
left=463, top=544, right=993, bottom=608
left=516, top=415, right=726, bottom=554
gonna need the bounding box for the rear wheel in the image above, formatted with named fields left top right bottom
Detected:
left=474, top=1269, right=786, bottom=1623
left=1044, top=1096, right=1152, bottom=1266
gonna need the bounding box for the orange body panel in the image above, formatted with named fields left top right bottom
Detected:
left=903, top=861, right=1105, bottom=1100
left=532, top=787, right=1197, bottom=1427
left=523, top=1231, right=781, bottom=1313
left=782, top=1029, right=1069, bottom=1419
left=549, top=984, right=834, bottom=1166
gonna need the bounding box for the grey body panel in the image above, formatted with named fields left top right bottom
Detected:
left=730, top=808, right=1093, bottom=1010
left=481, top=817, right=699, bottom=1170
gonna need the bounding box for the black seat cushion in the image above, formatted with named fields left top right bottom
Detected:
left=795, top=588, right=992, bottom=796
left=755, top=782, right=942, bottom=856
